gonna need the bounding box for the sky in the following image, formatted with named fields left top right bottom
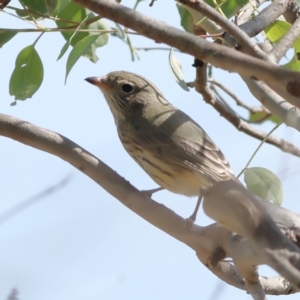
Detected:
left=1, top=1, right=300, bottom=299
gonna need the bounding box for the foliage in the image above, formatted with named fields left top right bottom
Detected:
left=244, top=167, right=284, bottom=205
left=1, top=0, right=298, bottom=101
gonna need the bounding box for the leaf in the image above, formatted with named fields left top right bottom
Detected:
left=176, top=5, right=194, bottom=33
left=114, top=22, right=127, bottom=40
left=220, top=0, right=249, bottom=18
left=83, top=17, right=109, bottom=62
left=57, top=15, right=88, bottom=61
left=16, top=9, right=35, bottom=20
left=178, top=0, right=248, bottom=26
left=53, top=0, right=70, bottom=15
left=57, top=41, right=70, bottom=61
left=283, top=45, right=300, bottom=71
left=244, top=167, right=284, bottom=206
left=168, top=48, right=189, bottom=92
left=19, top=0, right=58, bottom=16
left=65, top=34, right=100, bottom=83
left=0, top=30, right=18, bottom=48
left=57, top=2, right=109, bottom=63
left=249, top=111, right=281, bottom=124
left=9, top=45, right=44, bottom=100
left=265, top=20, right=300, bottom=48
left=265, top=21, right=290, bottom=43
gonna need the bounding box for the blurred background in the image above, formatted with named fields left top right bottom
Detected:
left=1, top=1, right=300, bottom=299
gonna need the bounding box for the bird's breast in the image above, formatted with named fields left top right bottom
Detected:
left=117, top=126, right=211, bottom=197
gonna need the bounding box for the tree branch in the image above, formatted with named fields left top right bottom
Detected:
left=1, top=113, right=300, bottom=296
left=242, top=77, right=300, bottom=130
left=271, top=14, right=300, bottom=62
left=203, top=180, right=300, bottom=291
left=238, top=0, right=291, bottom=38
left=207, top=78, right=269, bottom=114
left=179, top=0, right=268, bottom=60
left=189, top=69, right=300, bottom=157
left=72, top=0, right=300, bottom=101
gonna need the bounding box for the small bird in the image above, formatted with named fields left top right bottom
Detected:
left=86, top=71, right=236, bottom=222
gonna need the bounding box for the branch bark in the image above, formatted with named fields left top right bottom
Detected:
left=1, top=113, right=300, bottom=297
left=73, top=0, right=300, bottom=100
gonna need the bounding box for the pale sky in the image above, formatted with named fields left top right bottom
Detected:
left=1, top=1, right=300, bottom=299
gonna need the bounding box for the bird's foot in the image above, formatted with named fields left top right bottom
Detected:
left=185, top=194, right=203, bottom=228
left=185, top=215, right=196, bottom=229
left=141, top=187, right=164, bottom=198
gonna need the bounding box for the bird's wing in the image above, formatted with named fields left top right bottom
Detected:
left=132, top=114, right=235, bottom=182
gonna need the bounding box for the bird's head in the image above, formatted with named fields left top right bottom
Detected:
left=85, top=71, right=168, bottom=123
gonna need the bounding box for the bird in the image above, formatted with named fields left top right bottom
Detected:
left=85, top=71, right=236, bottom=222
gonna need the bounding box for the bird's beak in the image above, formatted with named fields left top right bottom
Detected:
left=85, top=77, right=111, bottom=90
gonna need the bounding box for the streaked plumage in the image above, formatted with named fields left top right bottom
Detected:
left=86, top=71, right=236, bottom=197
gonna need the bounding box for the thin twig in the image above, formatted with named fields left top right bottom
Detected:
left=135, top=47, right=174, bottom=51
left=1, top=9, right=41, bottom=27
left=208, top=78, right=269, bottom=114
left=178, top=0, right=268, bottom=60
left=210, top=84, right=270, bottom=124
left=32, top=32, right=44, bottom=46
left=0, top=174, right=73, bottom=225
left=210, top=84, right=237, bottom=114
left=133, top=0, right=144, bottom=10
left=191, top=79, right=300, bottom=157
left=6, top=5, right=80, bottom=24
left=237, top=122, right=283, bottom=178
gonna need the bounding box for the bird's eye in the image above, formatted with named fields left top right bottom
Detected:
left=122, top=84, right=133, bottom=93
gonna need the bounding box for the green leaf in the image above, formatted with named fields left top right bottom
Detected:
left=57, top=15, right=88, bottom=61
left=265, top=20, right=300, bottom=48
left=178, top=0, right=249, bottom=26
left=53, top=0, right=70, bottom=15
left=9, top=45, right=44, bottom=100
left=168, top=48, right=189, bottom=92
left=0, top=30, right=18, bottom=48
left=249, top=111, right=281, bottom=124
left=283, top=45, right=300, bottom=71
left=16, top=9, right=35, bottom=20
left=265, top=21, right=291, bottom=43
left=220, top=0, right=249, bottom=18
left=244, top=167, right=284, bottom=206
left=177, top=5, right=194, bottom=33
left=83, top=18, right=109, bottom=62
left=57, top=41, right=70, bottom=61
left=65, top=34, right=100, bottom=83
left=19, top=0, right=58, bottom=16
left=57, top=2, right=109, bottom=63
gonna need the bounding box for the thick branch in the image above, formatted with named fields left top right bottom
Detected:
left=1, top=113, right=300, bottom=295
left=236, top=0, right=269, bottom=25
left=238, top=0, right=291, bottom=38
left=73, top=0, right=300, bottom=101
left=283, top=0, right=300, bottom=24
left=203, top=180, right=300, bottom=291
left=242, top=77, right=300, bottom=130
left=190, top=73, right=300, bottom=157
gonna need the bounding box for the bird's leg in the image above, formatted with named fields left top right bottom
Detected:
left=141, top=187, right=164, bottom=198
left=186, top=192, right=203, bottom=227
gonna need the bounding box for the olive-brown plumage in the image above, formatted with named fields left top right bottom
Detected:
left=86, top=71, right=236, bottom=197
